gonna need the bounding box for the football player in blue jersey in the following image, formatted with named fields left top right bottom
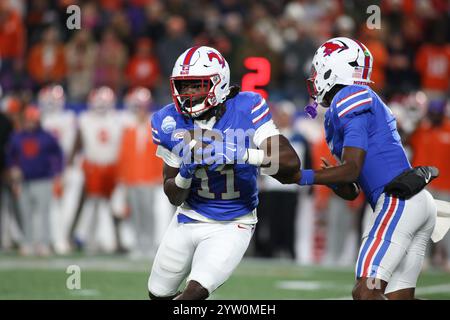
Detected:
left=148, top=46, right=301, bottom=300
left=299, top=37, right=438, bottom=299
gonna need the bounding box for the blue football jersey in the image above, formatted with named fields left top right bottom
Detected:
left=151, top=92, right=275, bottom=221
left=324, top=85, right=411, bottom=209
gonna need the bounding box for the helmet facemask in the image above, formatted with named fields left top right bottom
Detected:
left=170, top=74, right=221, bottom=118
left=306, top=66, right=319, bottom=101
left=307, top=61, right=337, bottom=106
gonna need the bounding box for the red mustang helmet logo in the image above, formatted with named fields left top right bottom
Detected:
left=322, top=40, right=349, bottom=57
left=207, top=52, right=226, bottom=68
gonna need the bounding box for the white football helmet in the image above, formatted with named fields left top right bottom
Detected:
left=88, top=86, right=116, bottom=114
left=124, top=87, right=152, bottom=112
left=170, top=46, right=230, bottom=117
left=307, top=37, right=373, bottom=104
left=38, top=85, right=65, bottom=114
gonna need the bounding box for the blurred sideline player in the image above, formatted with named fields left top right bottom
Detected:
left=6, top=105, right=63, bottom=256
left=117, top=87, right=164, bottom=258
left=72, top=86, right=127, bottom=253
left=38, top=85, right=79, bottom=254
left=298, top=37, right=438, bottom=299
left=148, top=46, right=301, bottom=300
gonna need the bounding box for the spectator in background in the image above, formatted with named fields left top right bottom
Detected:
left=156, top=16, right=191, bottom=78
left=6, top=105, right=63, bottom=256
left=282, top=21, right=317, bottom=102
left=126, top=38, right=160, bottom=91
left=0, top=1, right=25, bottom=92
left=109, top=10, right=132, bottom=47
left=25, top=0, right=59, bottom=44
left=155, top=15, right=191, bottom=104
left=65, top=30, right=98, bottom=102
left=117, top=87, right=163, bottom=258
left=234, top=24, right=282, bottom=91
left=1, top=96, right=23, bottom=131
left=27, top=26, right=66, bottom=89
left=0, top=98, right=14, bottom=249
left=142, top=0, right=166, bottom=42
left=255, top=101, right=311, bottom=259
left=94, top=28, right=128, bottom=94
left=415, top=25, right=450, bottom=99
left=80, top=1, right=101, bottom=32
left=386, top=32, right=417, bottom=95
left=360, top=27, right=388, bottom=93
left=409, top=99, right=450, bottom=271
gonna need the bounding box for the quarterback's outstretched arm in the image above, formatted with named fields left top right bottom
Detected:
left=313, top=147, right=366, bottom=184
left=298, top=146, right=365, bottom=200
left=162, top=164, right=191, bottom=207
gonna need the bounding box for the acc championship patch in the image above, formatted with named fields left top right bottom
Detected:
left=161, top=116, right=176, bottom=134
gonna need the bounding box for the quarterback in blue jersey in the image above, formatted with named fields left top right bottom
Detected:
left=148, top=46, right=300, bottom=300
left=300, top=37, right=438, bottom=299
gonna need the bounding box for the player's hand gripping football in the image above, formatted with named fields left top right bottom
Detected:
left=199, top=137, right=248, bottom=171
left=178, top=141, right=205, bottom=179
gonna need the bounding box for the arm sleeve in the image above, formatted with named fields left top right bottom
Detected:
left=249, top=95, right=273, bottom=130
left=253, top=119, right=280, bottom=148
left=150, top=114, right=162, bottom=146
left=342, top=113, right=370, bottom=152
left=156, top=145, right=181, bottom=168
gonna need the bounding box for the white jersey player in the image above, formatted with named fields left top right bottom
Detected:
left=38, top=85, right=78, bottom=254
left=74, top=86, right=127, bottom=253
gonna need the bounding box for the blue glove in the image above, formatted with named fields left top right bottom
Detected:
left=199, top=138, right=248, bottom=171
left=178, top=143, right=202, bottom=179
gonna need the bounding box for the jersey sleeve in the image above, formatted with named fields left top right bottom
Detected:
left=245, top=92, right=280, bottom=147
left=150, top=112, right=164, bottom=147
left=253, top=119, right=280, bottom=148
left=249, top=93, right=273, bottom=130
left=342, top=112, right=370, bottom=151
left=155, top=145, right=182, bottom=168
left=334, top=86, right=373, bottom=152
left=150, top=111, right=183, bottom=167
left=334, top=86, right=373, bottom=121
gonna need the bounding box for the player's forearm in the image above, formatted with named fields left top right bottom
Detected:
left=163, top=178, right=191, bottom=207
left=299, top=161, right=360, bottom=186
left=314, top=162, right=360, bottom=184
left=260, top=135, right=301, bottom=184
left=270, top=148, right=301, bottom=184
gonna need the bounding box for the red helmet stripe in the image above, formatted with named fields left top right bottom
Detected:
left=353, top=39, right=370, bottom=79
left=183, top=46, right=201, bottom=66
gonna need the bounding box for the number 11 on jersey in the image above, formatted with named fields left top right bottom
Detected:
left=195, top=167, right=241, bottom=200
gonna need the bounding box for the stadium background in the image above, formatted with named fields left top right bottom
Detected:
left=0, top=0, right=449, bottom=299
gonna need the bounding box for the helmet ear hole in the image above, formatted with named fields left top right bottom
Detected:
left=324, top=69, right=331, bottom=80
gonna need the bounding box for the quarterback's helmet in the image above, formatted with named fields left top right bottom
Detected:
left=88, top=86, right=116, bottom=113
left=124, top=87, right=152, bottom=112
left=38, top=85, right=65, bottom=114
left=307, top=37, right=373, bottom=104
left=170, top=46, right=230, bottom=117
